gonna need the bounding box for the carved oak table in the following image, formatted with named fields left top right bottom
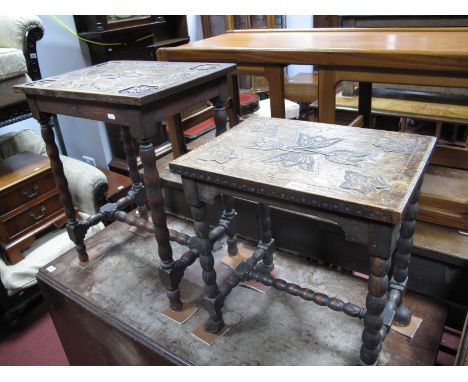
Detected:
left=169, top=117, right=437, bottom=365
left=14, top=60, right=236, bottom=312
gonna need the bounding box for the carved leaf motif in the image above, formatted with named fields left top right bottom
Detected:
left=102, top=70, right=142, bottom=80
left=373, top=138, right=415, bottom=153
left=190, top=64, right=220, bottom=71
left=250, top=123, right=278, bottom=134
left=197, top=148, right=238, bottom=164
left=325, top=150, right=369, bottom=166
left=247, top=137, right=285, bottom=151
left=295, top=133, right=343, bottom=150
left=119, top=85, right=159, bottom=95
left=262, top=152, right=315, bottom=172
left=340, top=171, right=390, bottom=194
left=26, top=79, right=57, bottom=87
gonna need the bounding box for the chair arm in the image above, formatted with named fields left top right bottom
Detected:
left=0, top=15, right=44, bottom=80
left=0, top=129, right=46, bottom=159
left=60, top=156, right=108, bottom=215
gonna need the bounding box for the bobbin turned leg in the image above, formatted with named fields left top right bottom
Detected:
left=390, top=184, right=421, bottom=326
left=214, top=89, right=239, bottom=257
left=120, top=125, right=148, bottom=220
left=39, top=113, right=88, bottom=262
left=139, top=138, right=182, bottom=311
left=183, top=178, right=225, bottom=333
left=220, top=195, right=238, bottom=256
left=257, top=203, right=275, bottom=274
left=360, top=254, right=392, bottom=366
left=212, top=93, right=227, bottom=137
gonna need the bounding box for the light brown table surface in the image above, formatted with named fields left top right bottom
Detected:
left=159, top=28, right=468, bottom=72
left=158, top=28, right=468, bottom=126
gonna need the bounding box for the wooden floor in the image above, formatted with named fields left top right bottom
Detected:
left=43, top=215, right=447, bottom=365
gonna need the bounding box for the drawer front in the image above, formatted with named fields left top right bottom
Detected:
left=1, top=193, right=64, bottom=240
left=0, top=171, right=56, bottom=215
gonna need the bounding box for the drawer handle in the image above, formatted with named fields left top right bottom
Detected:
left=28, top=206, right=46, bottom=221
left=21, top=183, right=40, bottom=199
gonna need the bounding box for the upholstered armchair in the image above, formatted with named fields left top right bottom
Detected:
left=0, top=129, right=108, bottom=328
left=0, top=15, right=44, bottom=127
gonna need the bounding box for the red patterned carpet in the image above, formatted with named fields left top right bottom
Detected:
left=0, top=306, right=68, bottom=366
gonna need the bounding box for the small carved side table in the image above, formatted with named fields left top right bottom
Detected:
left=15, top=60, right=236, bottom=312
left=169, top=117, right=436, bottom=365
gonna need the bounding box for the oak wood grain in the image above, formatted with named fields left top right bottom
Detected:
left=158, top=29, right=468, bottom=73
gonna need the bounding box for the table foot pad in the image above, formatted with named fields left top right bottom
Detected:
left=192, top=323, right=230, bottom=345
left=391, top=315, right=423, bottom=339
left=72, top=246, right=107, bottom=269
left=162, top=303, right=199, bottom=325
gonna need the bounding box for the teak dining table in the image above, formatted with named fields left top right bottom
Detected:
left=157, top=27, right=468, bottom=127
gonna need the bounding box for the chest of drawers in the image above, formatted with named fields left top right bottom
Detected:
left=0, top=152, right=66, bottom=264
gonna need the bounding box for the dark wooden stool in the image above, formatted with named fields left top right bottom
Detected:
left=14, top=60, right=237, bottom=312
left=169, top=116, right=436, bottom=365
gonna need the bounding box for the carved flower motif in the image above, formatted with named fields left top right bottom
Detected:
left=248, top=132, right=370, bottom=172
left=340, top=171, right=390, bottom=194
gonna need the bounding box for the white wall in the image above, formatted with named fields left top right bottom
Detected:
left=37, top=15, right=111, bottom=167
left=285, top=15, right=314, bottom=77
left=3, top=15, right=111, bottom=168
left=187, top=15, right=203, bottom=42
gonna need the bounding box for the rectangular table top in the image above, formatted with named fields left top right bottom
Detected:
left=170, top=117, right=436, bottom=224
left=158, top=28, right=468, bottom=73
left=14, top=61, right=236, bottom=106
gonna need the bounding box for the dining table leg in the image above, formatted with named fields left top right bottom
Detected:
left=318, top=67, right=337, bottom=124
left=358, top=82, right=373, bottom=128
left=264, top=65, right=286, bottom=118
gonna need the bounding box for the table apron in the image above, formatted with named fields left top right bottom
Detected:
left=33, top=96, right=135, bottom=126
left=320, top=66, right=468, bottom=88
left=194, top=180, right=399, bottom=252
left=29, top=78, right=226, bottom=140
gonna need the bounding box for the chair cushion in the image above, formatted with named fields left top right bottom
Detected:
left=250, top=98, right=300, bottom=119
left=60, top=155, right=108, bottom=215
left=0, top=213, right=105, bottom=295
left=0, top=72, right=30, bottom=108
left=0, top=128, right=46, bottom=159
left=0, top=47, right=27, bottom=80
